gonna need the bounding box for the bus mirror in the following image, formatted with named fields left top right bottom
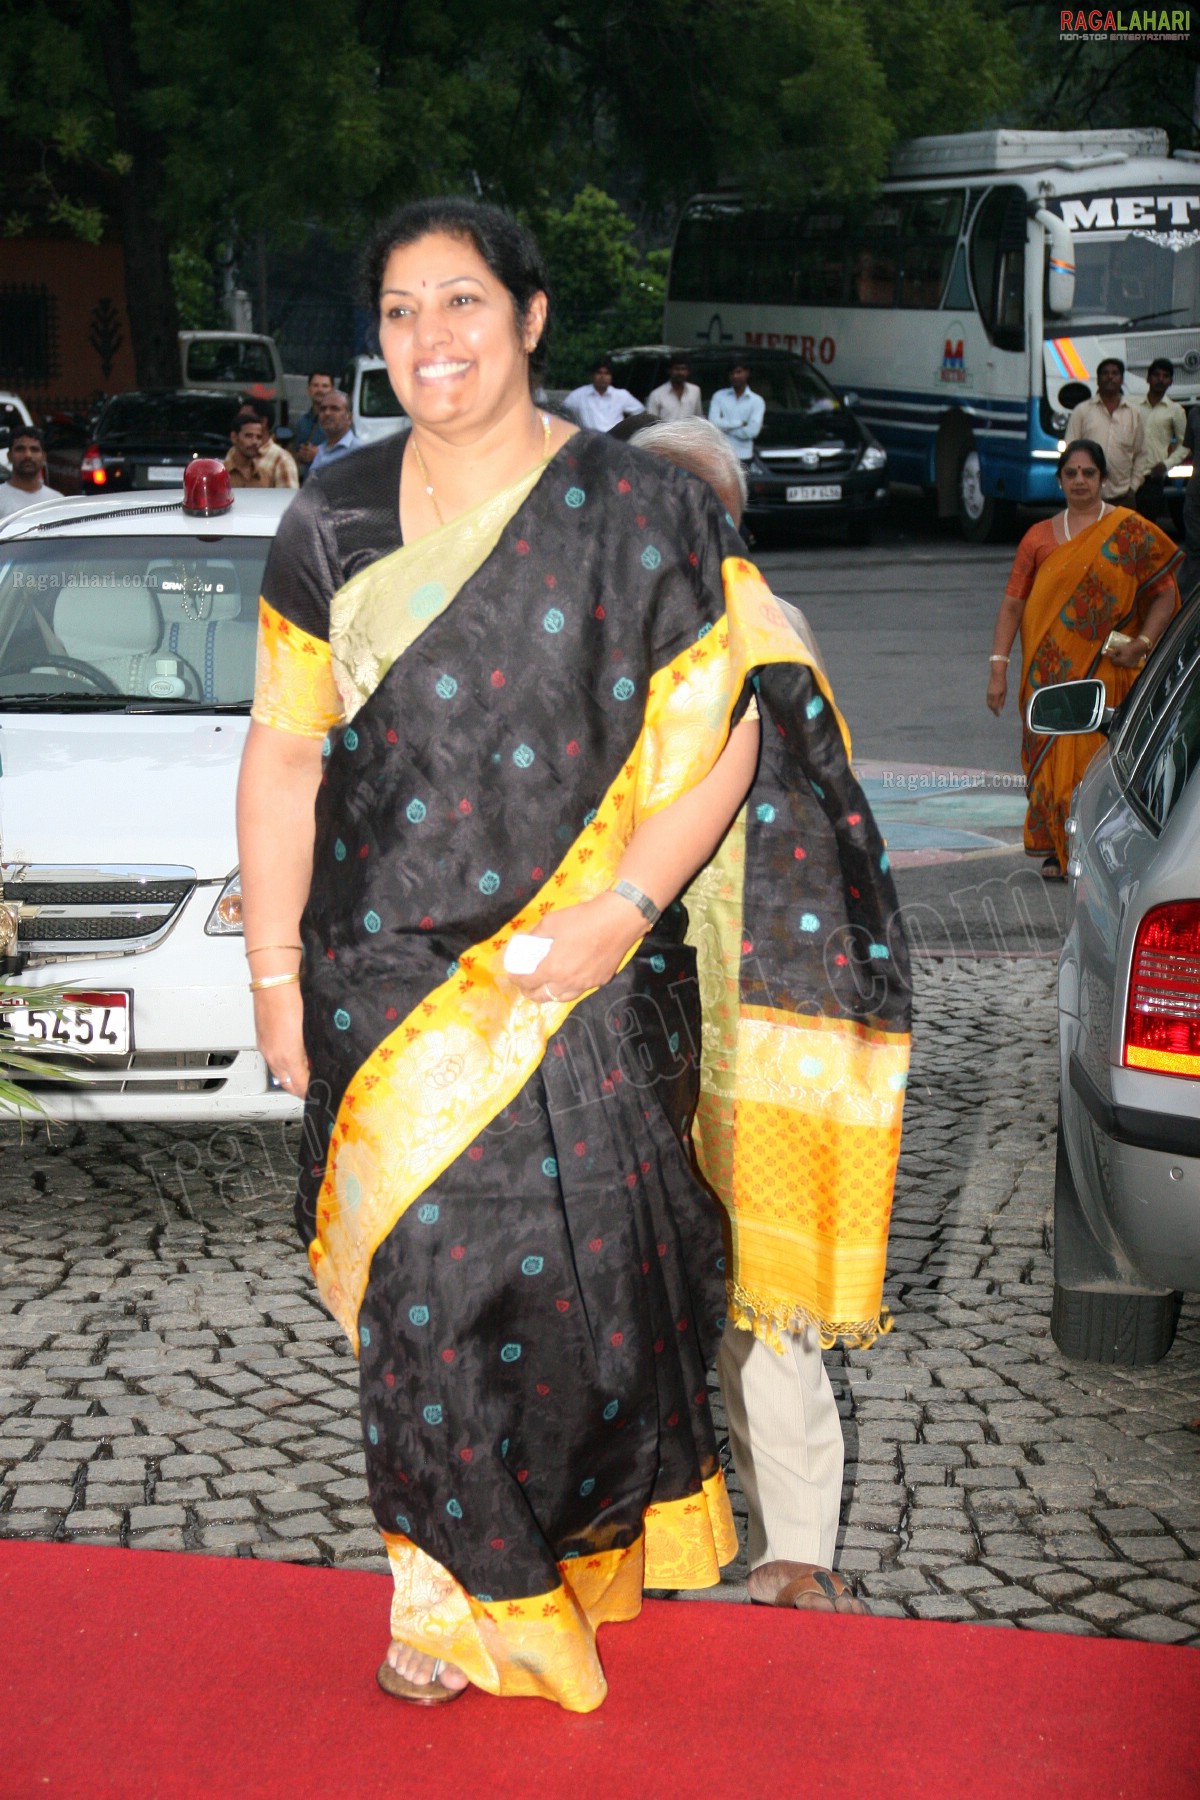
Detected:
left=1033, top=207, right=1075, bottom=318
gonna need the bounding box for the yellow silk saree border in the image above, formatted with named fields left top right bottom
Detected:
left=683, top=572, right=908, bottom=1349
left=381, top=1470, right=736, bottom=1713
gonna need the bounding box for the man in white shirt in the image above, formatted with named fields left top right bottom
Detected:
left=1136, top=357, right=1188, bottom=524
left=708, top=361, right=765, bottom=462
left=646, top=354, right=702, bottom=422
left=1065, top=358, right=1148, bottom=503
left=0, top=427, right=63, bottom=518
left=563, top=358, right=644, bottom=432
left=311, top=392, right=362, bottom=471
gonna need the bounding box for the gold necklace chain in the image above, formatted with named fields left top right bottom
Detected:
left=411, top=411, right=553, bottom=528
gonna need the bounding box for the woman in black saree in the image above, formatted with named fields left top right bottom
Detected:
left=238, top=200, right=908, bottom=1712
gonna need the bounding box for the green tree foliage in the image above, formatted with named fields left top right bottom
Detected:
left=0, top=0, right=1185, bottom=389
left=998, top=2, right=1198, bottom=146
left=537, top=187, right=666, bottom=381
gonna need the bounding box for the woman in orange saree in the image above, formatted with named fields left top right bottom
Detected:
left=987, top=439, right=1182, bottom=878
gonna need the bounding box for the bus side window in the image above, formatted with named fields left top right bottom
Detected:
left=969, top=186, right=1027, bottom=352
left=900, top=190, right=964, bottom=308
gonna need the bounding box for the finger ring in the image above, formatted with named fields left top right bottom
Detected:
left=280, top=1075, right=293, bottom=1087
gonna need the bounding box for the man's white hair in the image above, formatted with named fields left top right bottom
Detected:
left=631, top=416, right=748, bottom=524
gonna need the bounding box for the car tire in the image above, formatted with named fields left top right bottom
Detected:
left=956, top=446, right=1016, bottom=545
left=1051, top=1283, right=1182, bottom=1365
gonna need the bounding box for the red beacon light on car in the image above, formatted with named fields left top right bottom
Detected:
left=182, top=457, right=234, bottom=517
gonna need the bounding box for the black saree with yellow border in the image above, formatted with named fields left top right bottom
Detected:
left=252, top=427, right=910, bottom=1710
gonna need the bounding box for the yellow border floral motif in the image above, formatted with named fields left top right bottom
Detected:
left=381, top=1471, right=735, bottom=1712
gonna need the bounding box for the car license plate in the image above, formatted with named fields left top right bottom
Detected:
left=787, top=484, right=842, bottom=503
left=1, top=991, right=131, bottom=1055
left=145, top=466, right=183, bottom=483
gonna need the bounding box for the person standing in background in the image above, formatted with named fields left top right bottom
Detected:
left=709, top=361, right=765, bottom=462
left=646, top=354, right=702, bottom=422
left=310, top=391, right=361, bottom=471
left=1065, top=358, right=1148, bottom=504
left=1136, top=358, right=1187, bottom=527
left=294, top=371, right=333, bottom=479
left=563, top=357, right=644, bottom=431
left=238, top=400, right=299, bottom=487
left=225, top=410, right=298, bottom=489
left=0, top=427, right=62, bottom=517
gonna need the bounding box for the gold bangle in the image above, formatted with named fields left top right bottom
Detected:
left=1136, top=634, right=1153, bottom=650
left=249, top=971, right=301, bottom=993
left=246, top=943, right=303, bottom=956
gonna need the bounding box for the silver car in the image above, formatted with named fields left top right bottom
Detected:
left=1028, top=600, right=1200, bottom=1365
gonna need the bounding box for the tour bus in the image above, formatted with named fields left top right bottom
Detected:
left=662, top=129, right=1200, bottom=539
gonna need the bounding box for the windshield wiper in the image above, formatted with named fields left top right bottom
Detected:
left=1122, top=306, right=1192, bottom=329
left=0, top=693, right=133, bottom=709
left=122, top=699, right=250, bottom=713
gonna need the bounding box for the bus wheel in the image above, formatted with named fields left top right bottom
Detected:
left=957, top=446, right=1014, bottom=544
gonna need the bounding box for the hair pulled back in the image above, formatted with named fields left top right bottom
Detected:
left=363, top=198, right=552, bottom=377
left=1058, top=438, right=1107, bottom=479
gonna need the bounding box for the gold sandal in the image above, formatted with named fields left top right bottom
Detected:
left=376, top=1656, right=465, bottom=1706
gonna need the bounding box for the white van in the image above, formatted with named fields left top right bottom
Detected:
left=178, top=332, right=308, bottom=426
left=343, top=355, right=408, bottom=445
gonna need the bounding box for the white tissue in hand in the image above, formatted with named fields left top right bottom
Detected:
left=503, top=934, right=553, bottom=975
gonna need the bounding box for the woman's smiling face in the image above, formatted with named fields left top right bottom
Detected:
left=377, top=231, right=545, bottom=433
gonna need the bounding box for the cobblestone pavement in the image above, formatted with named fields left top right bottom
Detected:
left=1, top=961, right=1197, bottom=1647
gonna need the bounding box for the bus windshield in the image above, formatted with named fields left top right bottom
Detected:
left=1070, top=231, right=1200, bottom=331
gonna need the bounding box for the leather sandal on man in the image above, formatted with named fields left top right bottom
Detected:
left=748, top=1559, right=868, bottom=1614
left=376, top=1656, right=465, bottom=1705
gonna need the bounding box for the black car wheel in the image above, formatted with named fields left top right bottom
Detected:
left=1051, top=1284, right=1182, bottom=1365
left=1050, top=1118, right=1182, bottom=1365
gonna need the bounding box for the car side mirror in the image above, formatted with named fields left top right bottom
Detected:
left=1027, top=678, right=1110, bottom=736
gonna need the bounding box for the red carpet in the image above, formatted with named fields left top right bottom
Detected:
left=2, top=1541, right=1197, bottom=1799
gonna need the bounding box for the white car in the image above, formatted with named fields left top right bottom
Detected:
left=0, top=479, right=302, bottom=1121
left=342, top=355, right=408, bottom=446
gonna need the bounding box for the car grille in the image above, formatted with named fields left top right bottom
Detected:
left=1, top=865, right=196, bottom=955
left=759, top=447, right=857, bottom=477
left=18, top=1049, right=237, bottom=1094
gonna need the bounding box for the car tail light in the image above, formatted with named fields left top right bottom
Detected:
left=1123, top=900, right=1200, bottom=1079
left=80, top=445, right=106, bottom=486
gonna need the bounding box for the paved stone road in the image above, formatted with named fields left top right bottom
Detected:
left=2, top=962, right=1197, bottom=1646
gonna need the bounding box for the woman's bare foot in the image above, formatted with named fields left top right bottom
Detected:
left=747, top=1559, right=867, bottom=1614
left=384, top=1640, right=470, bottom=1692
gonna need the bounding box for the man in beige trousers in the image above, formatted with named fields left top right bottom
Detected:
left=626, top=413, right=874, bottom=1613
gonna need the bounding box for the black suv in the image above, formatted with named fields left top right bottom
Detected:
left=607, top=345, right=888, bottom=542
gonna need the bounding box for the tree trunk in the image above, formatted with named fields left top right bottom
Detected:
left=98, top=0, right=180, bottom=388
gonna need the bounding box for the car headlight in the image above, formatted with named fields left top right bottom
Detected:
left=859, top=446, right=887, bottom=472
left=205, top=869, right=243, bottom=935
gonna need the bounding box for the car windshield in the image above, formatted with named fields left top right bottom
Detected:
left=98, top=395, right=238, bottom=444
left=360, top=369, right=405, bottom=418
left=0, top=535, right=271, bottom=710
left=1113, top=603, right=1200, bottom=778
left=693, top=357, right=839, bottom=412
left=185, top=340, right=276, bottom=384
left=612, top=351, right=840, bottom=414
